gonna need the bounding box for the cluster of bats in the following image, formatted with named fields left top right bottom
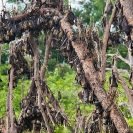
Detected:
left=101, top=0, right=132, bottom=49
left=7, top=37, right=68, bottom=132
left=75, top=104, right=117, bottom=133
left=0, top=0, right=128, bottom=132
left=7, top=39, right=33, bottom=88
left=17, top=80, right=67, bottom=132
left=0, top=0, right=64, bottom=44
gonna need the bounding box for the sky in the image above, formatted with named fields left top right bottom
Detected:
left=0, top=0, right=82, bottom=11
left=0, top=0, right=12, bottom=11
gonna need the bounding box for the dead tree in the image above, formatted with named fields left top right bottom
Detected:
left=0, top=0, right=133, bottom=132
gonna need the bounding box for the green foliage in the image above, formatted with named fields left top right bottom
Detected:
left=1, top=44, right=9, bottom=64
left=0, top=64, right=10, bottom=116
left=54, top=125, right=71, bottom=133
left=0, top=63, right=133, bottom=131
left=107, top=45, right=130, bottom=70
left=46, top=64, right=94, bottom=129
left=118, top=44, right=128, bottom=58
left=73, top=0, right=105, bottom=24
left=13, top=79, right=30, bottom=117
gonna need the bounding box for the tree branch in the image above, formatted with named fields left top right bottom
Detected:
left=106, top=68, right=129, bottom=76
left=60, top=11, right=131, bottom=132
left=40, top=33, right=53, bottom=80
left=9, top=67, right=17, bottom=133
left=29, top=32, right=52, bottom=133
left=101, top=4, right=117, bottom=83
left=106, top=54, right=130, bottom=65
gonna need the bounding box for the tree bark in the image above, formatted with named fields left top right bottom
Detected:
left=60, top=13, right=131, bottom=132
left=29, top=33, right=52, bottom=133
left=8, top=67, right=17, bottom=133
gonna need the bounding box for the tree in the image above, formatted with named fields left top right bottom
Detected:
left=0, top=0, right=133, bottom=133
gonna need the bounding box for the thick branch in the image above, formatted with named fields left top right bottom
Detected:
left=120, top=0, right=133, bottom=26
left=60, top=13, right=131, bottom=133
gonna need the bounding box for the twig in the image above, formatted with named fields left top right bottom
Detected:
left=106, top=54, right=130, bottom=65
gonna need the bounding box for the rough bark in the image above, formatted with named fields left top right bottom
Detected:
left=60, top=13, right=131, bottom=132
left=120, top=0, right=133, bottom=26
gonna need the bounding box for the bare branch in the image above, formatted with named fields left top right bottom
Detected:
left=8, top=67, right=17, bottom=133
left=101, top=4, right=117, bottom=83
left=106, top=54, right=130, bottom=65
left=29, top=32, right=52, bottom=133
left=106, top=68, right=129, bottom=76
left=41, top=33, right=53, bottom=80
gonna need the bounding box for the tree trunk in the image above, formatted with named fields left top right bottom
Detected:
left=60, top=13, right=131, bottom=132
left=29, top=33, right=52, bottom=133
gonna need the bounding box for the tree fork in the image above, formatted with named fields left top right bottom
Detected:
left=29, top=32, right=52, bottom=133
